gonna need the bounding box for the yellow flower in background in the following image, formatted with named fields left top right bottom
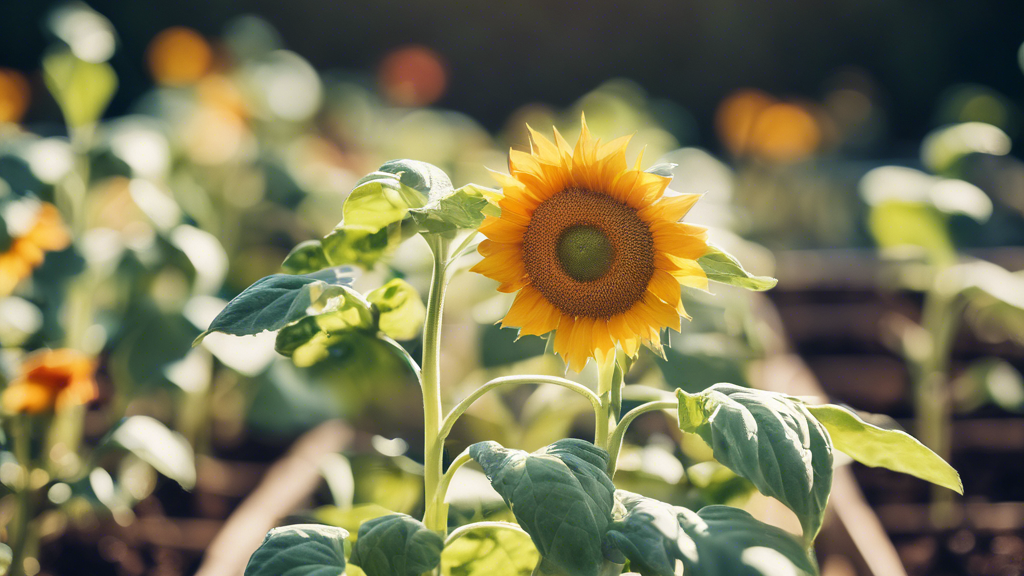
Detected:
left=472, top=116, right=709, bottom=372
left=0, top=202, right=71, bottom=296
left=2, top=349, right=98, bottom=414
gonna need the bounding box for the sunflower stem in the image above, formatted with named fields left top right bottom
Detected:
left=606, top=400, right=678, bottom=477
left=421, top=235, right=450, bottom=536
left=594, top=354, right=617, bottom=451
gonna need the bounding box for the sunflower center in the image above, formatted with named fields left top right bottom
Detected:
left=522, top=187, right=655, bottom=319
left=556, top=226, right=614, bottom=282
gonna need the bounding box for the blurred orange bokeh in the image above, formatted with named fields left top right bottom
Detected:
left=378, top=45, right=447, bottom=107
left=0, top=202, right=72, bottom=296
left=0, top=68, right=31, bottom=124
left=716, top=88, right=821, bottom=163
left=147, top=26, right=213, bottom=86
left=2, top=348, right=98, bottom=414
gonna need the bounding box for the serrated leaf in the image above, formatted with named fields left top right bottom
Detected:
left=442, top=525, right=538, bottom=576
left=348, top=514, right=444, bottom=576
left=697, top=245, right=777, bottom=291
left=368, top=279, right=425, bottom=341
left=194, top=266, right=356, bottom=344
left=107, top=416, right=196, bottom=490
left=244, top=524, right=348, bottom=576
left=322, top=226, right=394, bottom=269
left=283, top=240, right=330, bottom=274
left=43, top=49, right=117, bottom=128
left=469, top=439, right=616, bottom=576
left=805, top=404, right=962, bottom=494
left=603, top=491, right=817, bottom=576
left=676, top=384, right=832, bottom=544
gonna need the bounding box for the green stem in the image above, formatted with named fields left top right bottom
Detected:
left=606, top=400, right=678, bottom=477
left=444, top=521, right=529, bottom=547
left=436, top=449, right=473, bottom=509
left=421, top=236, right=450, bottom=534
left=9, top=416, right=34, bottom=576
left=594, top=355, right=617, bottom=451
left=439, top=375, right=602, bottom=441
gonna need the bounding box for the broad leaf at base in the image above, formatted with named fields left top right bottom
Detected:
left=243, top=524, right=348, bottom=576
left=348, top=514, right=444, bottom=576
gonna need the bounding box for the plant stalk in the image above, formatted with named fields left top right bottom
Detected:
left=421, top=237, right=450, bottom=534
left=9, top=416, right=35, bottom=576
left=594, top=354, right=617, bottom=450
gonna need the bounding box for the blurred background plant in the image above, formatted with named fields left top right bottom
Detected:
left=1, top=2, right=1023, bottom=576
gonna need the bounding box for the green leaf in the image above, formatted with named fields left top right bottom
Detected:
left=676, top=384, right=832, bottom=544
left=43, top=49, right=117, bottom=128
left=107, top=416, right=196, bottom=490
left=410, top=183, right=501, bottom=235
left=348, top=514, right=444, bottom=576
left=868, top=201, right=956, bottom=265
left=194, top=266, right=356, bottom=344
left=344, top=171, right=427, bottom=233
left=805, top=404, right=962, bottom=494
left=604, top=491, right=817, bottom=576
left=274, top=287, right=376, bottom=358
left=378, top=159, right=454, bottom=199
left=283, top=240, right=330, bottom=274
left=697, top=245, right=777, bottom=291
left=322, top=226, right=395, bottom=269
left=368, top=279, right=426, bottom=341
left=244, top=524, right=348, bottom=576
left=469, top=439, right=616, bottom=576
left=442, top=525, right=538, bottom=576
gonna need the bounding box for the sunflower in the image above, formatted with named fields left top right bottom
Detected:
left=472, top=117, right=709, bottom=372
left=2, top=348, right=98, bottom=414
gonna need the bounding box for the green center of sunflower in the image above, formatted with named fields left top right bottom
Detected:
left=556, top=225, right=614, bottom=281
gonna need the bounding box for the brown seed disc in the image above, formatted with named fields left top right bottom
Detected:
left=522, top=187, right=655, bottom=318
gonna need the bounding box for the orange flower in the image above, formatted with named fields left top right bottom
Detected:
left=0, top=202, right=71, bottom=295
left=2, top=349, right=98, bottom=414
left=472, top=116, right=709, bottom=372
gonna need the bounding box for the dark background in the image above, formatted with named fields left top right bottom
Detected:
left=3, top=0, right=1023, bottom=150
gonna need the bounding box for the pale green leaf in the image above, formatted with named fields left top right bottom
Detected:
left=697, top=245, right=777, bottom=291
left=469, top=439, right=616, bottom=576
left=108, top=416, right=196, bottom=490
left=343, top=172, right=426, bottom=233
left=43, top=49, right=117, bottom=128
left=604, top=491, right=817, bottom=576
left=244, top=524, right=348, bottom=576
left=274, top=286, right=375, bottom=359
left=805, top=404, right=962, bottom=494
left=283, top=240, right=330, bottom=274
left=676, top=384, right=832, bottom=544
left=348, top=514, right=444, bottom=576
left=322, top=226, right=394, bottom=269
left=368, top=279, right=426, bottom=341
left=442, top=525, right=538, bottom=576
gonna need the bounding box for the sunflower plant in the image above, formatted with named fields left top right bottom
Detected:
left=213, top=118, right=962, bottom=576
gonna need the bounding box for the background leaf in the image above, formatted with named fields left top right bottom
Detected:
left=697, top=245, right=777, bottom=291
left=469, top=439, right=616, bottom=576
left=676, top=384, right=832, bottom=544
left=603, top=491, right=817, bottom=576
left=368, top=279, right=426, bottom=341
left=805, top=404, right=962, bottom=494
left=243, top=524, right=348, bottom=576
left=106, top=416, right=196, bottom=490
left=43, top=49, right=117, bottom=128
left=348, top=514, right=444, bottom=576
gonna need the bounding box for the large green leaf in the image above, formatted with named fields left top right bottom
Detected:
left=344, top=171, right=427, bottom=233
left=348, top=514, right=444, bottom=576
left=244, top=524, right=348, bottom=576
left=43, top=49, right=117, bottom=128
left=805, top=404, right=962, bottom=494
left=322, top=226, right=395, bottom=269
left=697, top=245, right=777, bottom=291
left=676, top=384, right=832, bottom=544
left=469, top=439, right=616, bottom=576
left=194, top=267, right=356, bottom=344
left=368, top=279, right=426, bottom=341
left=603, top=491, right=817, bottom=576
left=442, top=525, right=538, bottom=576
